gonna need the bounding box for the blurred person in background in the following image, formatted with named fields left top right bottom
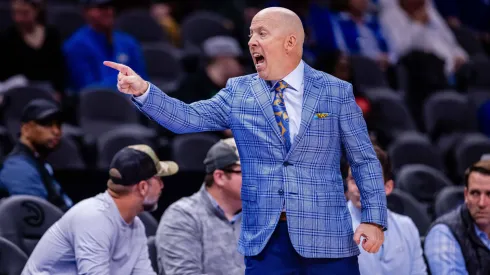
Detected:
left=175, top=36, right=244, bottom=104
left=434, top=0, right=490, bottom=55
left=330, top=0, right=394, bottom=72
left=63, top=0, right=147, bottom=93
left=0, top=0, right=65, bottom=100
left=346, top=145, right=427, bottom=275
left=151, top=2, right=181, bottom=47
left=0, top=99, right=72, bottom=211
left=175, top=35, right=244, bottom=138
left=424, top=160, right=490, bottom=275
left=380, top=0, right=468, bottom=77
left=156, top=138, right=243, bottom=275
left=22, top=145, right=178, bottom=275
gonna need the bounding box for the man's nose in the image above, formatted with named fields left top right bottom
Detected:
left=52, top=125, right=61, bottom=136
left=478, top=194, right=489, bottom=207
left=248, top=36, right=257, bottom=48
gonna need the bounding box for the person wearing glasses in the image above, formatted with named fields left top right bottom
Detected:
left=155, top=138, right=244, bottom=275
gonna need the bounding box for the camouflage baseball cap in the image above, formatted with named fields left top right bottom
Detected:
left=109, top=144, right=179, bottom=186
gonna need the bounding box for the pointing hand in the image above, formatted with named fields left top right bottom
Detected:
left=103, top=61, right=148, bottom=96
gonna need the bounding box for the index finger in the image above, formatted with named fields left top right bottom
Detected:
left=103, top=61, right=128, bottom=73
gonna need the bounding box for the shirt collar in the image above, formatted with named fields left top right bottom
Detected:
left=204, top=187, right=242, bottom=224
left=270, top=60, right=304, bottom=92
left=474, top=224, right=489, bottom=240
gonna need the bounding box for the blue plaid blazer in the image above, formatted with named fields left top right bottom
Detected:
left=133, top=63, right=387, bottom=259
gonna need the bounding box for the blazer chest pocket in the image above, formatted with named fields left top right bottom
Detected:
left=310, top=112, right=338, bottom=134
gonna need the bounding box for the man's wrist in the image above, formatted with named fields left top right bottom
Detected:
left=362, top=222, right=384, bottom=230
left=135, top=81, right=149, bottom=97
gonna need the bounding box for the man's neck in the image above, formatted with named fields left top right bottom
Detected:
left=108, top=190, right=139, bottom=224
left=19, top=137, right=37, bottom=155
left=275, top=59, right=301, bottom=81
left=206, top=187, right=241, bottom=221
left=89, top=24, right=113, bottom=43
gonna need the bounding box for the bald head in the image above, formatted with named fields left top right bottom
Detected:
left=255, top=7, right=305, bottom=47
left=248, top=7, right=305, bottom=80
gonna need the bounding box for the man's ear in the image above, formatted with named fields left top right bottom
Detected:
left=213, top=170, right=226, bottom=187
left=21, top=122, right=34, bottom=137
left=384, top=180, right=394, bottom=196
left=137, top=180, right=150, bottom=196
left=284, top=34, right=297, bottom=53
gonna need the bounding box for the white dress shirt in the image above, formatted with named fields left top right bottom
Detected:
left=137, top=61, right=306, bottom=145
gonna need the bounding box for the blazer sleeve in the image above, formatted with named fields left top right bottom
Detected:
left=132, top=79, right=234, bottom=134
left=339, top=83, right=388, bottom=229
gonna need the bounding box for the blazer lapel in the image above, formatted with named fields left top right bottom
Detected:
left=251, top=76, right=284, bottom=143
left=288, top=64, right=323, bottom=155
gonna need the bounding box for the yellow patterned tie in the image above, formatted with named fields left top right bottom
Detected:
left=272, top=80, right=291, bottom=150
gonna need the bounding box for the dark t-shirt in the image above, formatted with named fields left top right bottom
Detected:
left=0, top=25, right=65, bottom=92
left=174, top=70, right=221, bottom=104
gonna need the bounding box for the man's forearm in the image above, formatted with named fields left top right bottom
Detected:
left=132, top=83, right=231, bottom=134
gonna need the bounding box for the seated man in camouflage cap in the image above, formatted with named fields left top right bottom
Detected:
left=22, top=144, right=178, bottom=275
left=157, top=138, right=244, bottom=275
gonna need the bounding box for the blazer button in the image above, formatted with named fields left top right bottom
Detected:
left=278, top=189, right=284, bottom=195
left=283, top=161, right=291, bottom=166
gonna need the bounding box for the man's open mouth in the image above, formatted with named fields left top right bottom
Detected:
left=253, top=53, right=265, bottom=65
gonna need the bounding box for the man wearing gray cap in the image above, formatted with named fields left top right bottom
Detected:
left=156, top=138, right=244, bottom=275
left=175, top=36, right=244, bottom=104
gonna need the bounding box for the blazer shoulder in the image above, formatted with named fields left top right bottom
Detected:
left=224, top=73, right=257, bottom=91
left=308, top=66, right=352, bottom=90
left=227, top=73, right=257, bottom=85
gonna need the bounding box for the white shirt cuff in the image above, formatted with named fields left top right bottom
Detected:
left=134, top=82, right=151, bottom=104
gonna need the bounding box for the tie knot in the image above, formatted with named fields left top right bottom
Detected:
left=274, top=80, right=288, bottom=92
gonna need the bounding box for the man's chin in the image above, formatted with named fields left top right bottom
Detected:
left=474, top=217, right=490, bottom=227
left=256, top=67, right=269, bottom=79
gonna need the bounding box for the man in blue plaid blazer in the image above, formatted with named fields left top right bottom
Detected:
left=105, top=7, right=387, bottom=275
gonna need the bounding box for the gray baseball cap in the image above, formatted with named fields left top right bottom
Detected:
left=203, top=138, right=240, bottom=174
left=202, top=36, right=243, bottom=58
